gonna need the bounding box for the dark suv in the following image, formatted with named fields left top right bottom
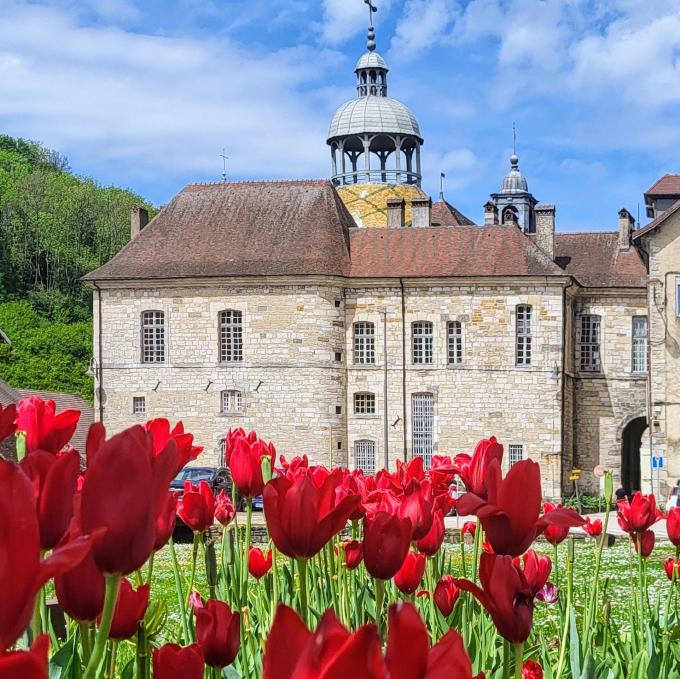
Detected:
left=171, top=466, right=232, bottom=498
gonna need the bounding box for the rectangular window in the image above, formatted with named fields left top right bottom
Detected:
left=141, top=311, right=165, bottom=363
left=412, top=393, right=434, bottom=469
left=354, top=440, right=376, bottom=475
left=516, top=305, right=532, bottom=366
left=132, top=396, right=146, bottom=415
left=632, top=316, right=648, bottom=373
left=447, top=321, right=463, bottom=365
left=353, top=322, right=376, bottom=364
left=221, top=389, right=243, bottom=414
left=412, top=322, right=433, bottom=364
left=218, top=439, right=226, bottom=467
left=354, top=392, right=376, bottom=415
left=580, top=315, right=601, bottom=372
left=509, top=444, right=524, bottom=467
left=219, top=310, right=243, bottom=362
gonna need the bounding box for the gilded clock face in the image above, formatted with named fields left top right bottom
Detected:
left=336, top=183, right=427, bottom=228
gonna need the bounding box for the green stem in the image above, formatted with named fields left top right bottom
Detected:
left=146, top=551, right=155, bottom=584
left=271, top=546, right=279, bottom=622
left=299, top=558, right=309, bottom=626
left=79, top=622, right=92, bottom=666
left=513, top=642, right=524, bottom=679
left=242, top=499, right=253, bottom=609
left=471, top=521, right=482, bottom=583
left=502, top=640, right=510, bottom=679
left=186, top=531, right=201, bottom=608
left=83, top=574, right=121, bottom=679
left=168, top=536, right=190, bottom=644
left=108, top=640, right=118, bottom=679
left=555, top=540, right=574, bottom=679
left=375, top=577, right=385, bottom=640
left=135, top=624, right=148, bottom=679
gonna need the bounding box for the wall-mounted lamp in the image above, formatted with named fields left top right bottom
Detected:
left=85, top=357, right=100, bottom=379
left=551, top=362, right=560, bottom=380
left=254, top=380, right=263, bottom=392
left=153, top=381, right=161, bottom=391
left=205, top=379, right=213, bottom=392
left=391, top=416, right=401, bottom=428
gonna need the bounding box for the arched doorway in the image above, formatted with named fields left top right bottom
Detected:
left=621, top=417, right=647, bottom=493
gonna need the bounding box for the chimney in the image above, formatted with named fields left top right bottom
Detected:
left=618, top=208, right=635, bottom=250
left=386, top=198, right=405, bottom=228
left=131, top=205, right=149, bottom=240
left=533, top=204, right=556, bottom=261
left=484, top=201, right=498, bottom=225
left=411, top=197, right=432, bottom=228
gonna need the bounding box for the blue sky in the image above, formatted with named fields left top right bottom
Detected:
left=1, top=0, right=680, bottom=230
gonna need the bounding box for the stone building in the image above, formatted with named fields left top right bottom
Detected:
left=83, top=17, right=677, bottom=499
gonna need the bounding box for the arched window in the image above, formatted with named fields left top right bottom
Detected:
left=516, top=305, right=532, bottom=366
left=412, top=392, right=434, bottom=469
left=221, top=389, right=243, bottom=414
left=370, top=70, right=377, bottom=83
left=219, top=310, right=243, bottom=362
left=354, top=440, right=376, bottom=475
left=353, top=322, right=376, bottom=364
left=141, top=310, right=165, bottom=363
left=502, top=206, right=518, bottom=225
left=412, top=321, right=433, bottom=364
left=354, top=392, right=376, bottom=415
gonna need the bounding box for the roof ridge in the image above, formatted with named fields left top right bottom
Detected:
left=556, top=231, right=617, bottom=236
left=184, top=179, right=331, bottom=188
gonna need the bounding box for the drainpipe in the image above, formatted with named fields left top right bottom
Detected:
left=400, top=278, right=407, bottom=462
left=93, top=281, right=104, bottom=424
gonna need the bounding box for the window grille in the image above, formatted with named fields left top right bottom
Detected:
left=219, top=310, right=243, bottom=363
left=516, top=305, right=532, bottom=366
left=632, top=316, right=648, bottom=373
left=141, top=311, right=165, bottom=363
left=509, top=444, right=524, bottom=467
left=132, top=396, right=146, bottom=415
left=580, top=315, right=601, bottom=372
left=447, top=321, right=463, bottom=364
left=221, top=389, right=243, bottom=413
left=412, top=322, right=433, bottom=364
left=354, top=440, right=376, bottom=475
left=353, top=322, right=376, bottom=364
left=411, top=393, right=434, bottom=469
left=354, top=392, right=376, bottom=415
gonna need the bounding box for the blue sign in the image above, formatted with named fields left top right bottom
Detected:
left=652, top=456, right=665, bottom=470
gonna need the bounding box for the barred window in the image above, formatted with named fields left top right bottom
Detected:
left=412, top=321, right=433, bottom=364
left=221, top=389, right=243, bottom=414
left=132, top=396, right=146, bottom=415
left=580, top=315, right=601, bottom=372
left=516, top=305, right=532, bottom=366
left=141, top=311, right=165, bottom=363
left=219, top=310, right=243, bottom=363
left=447, top=321, right=463, bottom=365
left=218, top=439, right=226, bottom=467
left=632, top=316, right=648, bottom=373
left=353, top=322, right=376, bottom=364
left=412, top=392, right=434, bottom=469
left=509, top=444, right=524, bottom=467
left=354, top=440, right=376, bottom=475
left=354, top=392, right=376, bottom=415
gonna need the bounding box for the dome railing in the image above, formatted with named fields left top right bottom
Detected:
left=331, top=168, right=421, bottom=186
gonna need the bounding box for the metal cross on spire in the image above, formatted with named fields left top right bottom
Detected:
left=364, top=0, right=378, bottom=50
left=220, top=148, right=229, bottom=183
left=512, top=122, right=517, bottom=156
left=365, top=0, right=378, bottom=27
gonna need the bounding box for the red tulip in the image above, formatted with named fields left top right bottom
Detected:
left=632, top=529, right=655, bottom=558
left=195, top=599, right=240, bottom=668
left=177, top=481, right=215, bottom=533
left=667, top=507, right=680, bottom=547
left=263, top=472, right=360, bottom=559
left=394, top=551, right=426, bottom=595
left=457, top=459, right=583, bottom=557
left=433, top=575, right=460, bottom=616
left=584, top=516, right=603, bottom=538
left=336, top=470, right=371, bottom=521
left=214, top=491, right=236, bottom=527
left=664, top=557, right=680, bottom=581
left=617, top=492, right=662, bottom=535
left=0, top=460, right=98, bottom=651
left=385, top=602, right=480, bottom=679
left=227, top=430, right=275, bottom=499
left=152, top=644, right=204, bottom=679
left=461, top=521, right=476, bottom=538
left=0, top=403, right=16, bottom=443
left=522, top=659, right=544, bottom=679
left=398, top=478, right=433, bottom=541
left=542, top=502, right=570, bottom=545
left=107, top=579, right=149, bottom=640
left=20, top=449, right=80, bottom=550
left=0, top=634, right=49, bottom=679
left=454, top=437, right=504, bottom=498
left=144, top=419, right=203, bottom=475
left=342, top=540, right=364, bottom=570
left=80, top=425, right=177, bottom=575
left=363, top=512, right=413, bottom=580
left=263, top=605, right=385, bottom=679
left=417, top=509, right=445, bottom=556
left=248, top=547, right=273, bottom=579
left=454, top=550, right=551, bottom=643
left=154, top=491, right=178, bottom=551
left=16, top=396, right=80, bottom=454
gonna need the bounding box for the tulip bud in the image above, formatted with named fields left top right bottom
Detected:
left=433, top=575, right=459, bottom=616
left=604, top=471, right=613, bottom=504
left=153, top=644, right=204, bottom=679
left=195, top=600, right=241, bottom=668
left=106, top=579, right=150, bottom=640
left=394, top=552, right=426, bottom=595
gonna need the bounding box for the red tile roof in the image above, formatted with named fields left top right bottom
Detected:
left=632, top=199, right=680, bottom=240
left=349, top=225, right=564, bottom=278
left=645, top=174, right=680, bottom=196
left=554, top=233, right=646, bottom=288
left=430, top=199, right=474, bottom=226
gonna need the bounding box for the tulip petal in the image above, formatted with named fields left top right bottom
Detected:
left=385, top=603, right=429, bottom=679
left=263, top=605, right=312, bottom=679
left=427, top=628, right=475, bottom=679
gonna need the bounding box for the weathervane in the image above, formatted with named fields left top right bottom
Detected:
left=512, top=122, right=517, bottom=156
left=220, top=148, right=229, bottom=183
left=364, top=0, right=378, bottom=51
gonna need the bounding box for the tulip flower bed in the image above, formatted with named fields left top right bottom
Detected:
left=3, top=397, right=680, bottom=679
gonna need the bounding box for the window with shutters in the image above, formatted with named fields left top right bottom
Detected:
left=353, top=322, right=376, bottom=364
left=221, top=389, right=243, bottom=414
left=219, top=310, right=243, bottom=363
left=411, top=393, right=434, bottom=469
left=515, top=305, right=532, bottom=366
left=412, top=321, right=433, bottom=364
left=141, top=311, right=165, bottom=363
left=632, top=316, right=648, bottom=373
left=354, top=440, right=376, bottom=475
left=447, top=321, right=463, bottom=365
left=354, top=392, right=376, bottom=415
left=580, top=315, right=601, bottom=372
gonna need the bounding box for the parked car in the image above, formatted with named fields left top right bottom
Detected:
left=171, top=466, right=232, bottom=499
left=251, top=495, right=264, bottom=511
left=666, top=481, right=680, bottom=513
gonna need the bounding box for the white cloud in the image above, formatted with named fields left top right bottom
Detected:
left=422, top=147, right=482, bottom=190
left=390, top=0, right=459, bottom=61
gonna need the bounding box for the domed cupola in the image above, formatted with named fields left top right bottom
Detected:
left=327, top=1, right=423, bottom=187
left=501, top=154, right=529, bottom=193
left=490, top=152, right=538, bottom=233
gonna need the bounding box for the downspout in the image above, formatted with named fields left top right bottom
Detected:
left=560, top=280, right=574, bottom=499
left=400, top=278, right=407, bottom=462
left=93, top=281, right=104, bottom=424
